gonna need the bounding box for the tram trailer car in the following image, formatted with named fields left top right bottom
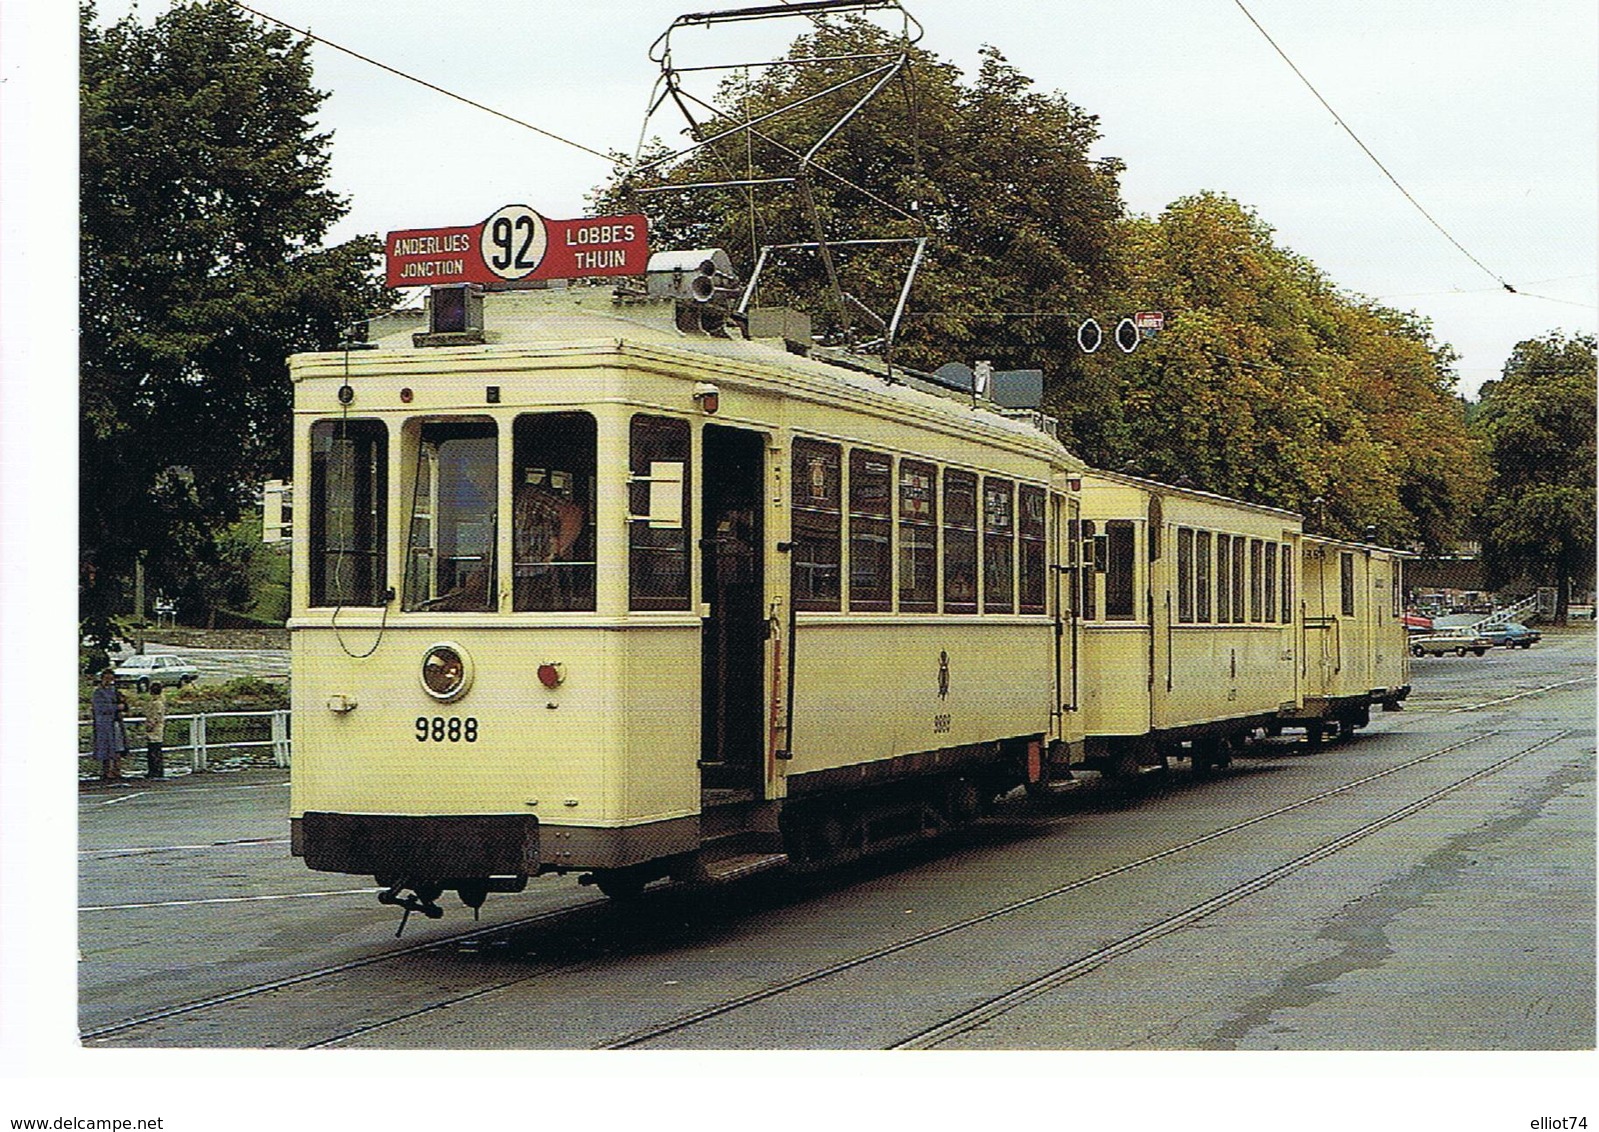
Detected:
left=289, top=273, right=1090, bottom=911
left=1280, top=535, right=1411, bottom=743
left=1073, top=471, right=1305, bottom=774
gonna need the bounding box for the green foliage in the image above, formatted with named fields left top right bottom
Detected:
left=79, top=0, right=387, bottom=645
left=1472, top=331, right=1597, bottom=616
left=593, top=23, right=1122, bottom=370
left=1047, top=194, right=1487, bottom=549
left=594, top=23, right=1485, bottom=549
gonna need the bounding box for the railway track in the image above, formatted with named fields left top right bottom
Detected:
left=84, top=693, right=1583, bottom=1049
left=599, top=727, right=1573, bottom=1050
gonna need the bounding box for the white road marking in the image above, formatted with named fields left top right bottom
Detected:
left=98, top=792, right=147, bottom=806
left=80, top=838, right=291, bottom=858
left=80, top=887, right=381, bottom=912
left=1450, top=676, right=1593, bottom=713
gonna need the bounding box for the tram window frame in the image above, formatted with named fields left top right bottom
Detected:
left=1392, top=561, right=1402, bottom=618
left=309, top=419, right=388, bottom=608
left=1281, top=543, right=1294, bottom=623
left=1215, top=533, right=1231, bottom=623
left=402, top=419, right=499, bottom=613
left=1176, top=526, right=1195, bottom=623
left=1232, top=535, right=1246, bottom=623
left=898, top=459, right=938, bottom=613
left=513, top=412, right=596, bottom=613
left=1249, top=538, right=1263, bottom=622
left=1264, top=541, right=1278, bottom=623
left=792, top=438, right=843, bottom=612
left=628, top=414, right=692, bottom=611
left=848, top=449, right=893, bottom=612
left=1018, top=484, right=1047, bottom=615
left=1195, top=529, right=1212, bottom=622
left=982, top=477, right=1016, bottom=614
left=942, top=469, right=979, bottom=615
left=1080, top=520, right=1097, bottom=620
left=1103, top=519, right=1136, bottom=620
left=1340, top=552, right=1356, bottom=616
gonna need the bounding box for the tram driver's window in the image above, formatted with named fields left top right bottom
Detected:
left=403, top=420, right=497, bottom=612
left=309, top=419, right=387, bottom=607
left=514, top=412, right=596, bottom=611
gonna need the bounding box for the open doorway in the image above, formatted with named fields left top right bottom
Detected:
left=700, top=425, right=767, bottom=800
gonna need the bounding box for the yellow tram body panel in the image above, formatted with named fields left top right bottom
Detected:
left=1076, top=472, right=1304, bottom=739
left=1296, top=535, right=1411, bottom=717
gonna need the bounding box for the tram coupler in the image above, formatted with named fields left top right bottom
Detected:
left=378, top=882, right=445, bottom=937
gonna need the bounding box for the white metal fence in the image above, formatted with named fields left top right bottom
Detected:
left=78, top=709, right=291, bottom=774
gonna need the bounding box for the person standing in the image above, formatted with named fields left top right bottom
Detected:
left=90, top=669, right=128, bottom=781
left=143, top=681, right=167, bottom=779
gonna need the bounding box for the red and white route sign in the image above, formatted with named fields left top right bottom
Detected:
left=385, top=204, right=649, bottom=288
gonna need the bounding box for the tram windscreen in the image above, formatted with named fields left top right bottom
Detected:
left=403, top=421, right=498, bottom=612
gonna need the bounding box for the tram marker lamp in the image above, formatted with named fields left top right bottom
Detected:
left=693, top=382, right=720, bottom=414
left=537, top=662, right=566, bottom=689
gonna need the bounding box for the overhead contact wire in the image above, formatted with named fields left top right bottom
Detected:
left=1231, top=0, right=1518, bottom=295
left=229, top=2, right=618, bottom=163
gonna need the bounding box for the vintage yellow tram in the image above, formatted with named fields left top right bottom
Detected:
left=288, top=270, right=1409, bottom=916
left=289, top=274, right=1091, bottom=910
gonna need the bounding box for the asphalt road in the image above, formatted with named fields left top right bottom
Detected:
left=78, top=629, right=1594, bottom=1050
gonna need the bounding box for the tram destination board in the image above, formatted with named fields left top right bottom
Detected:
left=386, top=204, right=649, bottom=287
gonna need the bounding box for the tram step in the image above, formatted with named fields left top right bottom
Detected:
left=697, top=851, right=790, bottom=884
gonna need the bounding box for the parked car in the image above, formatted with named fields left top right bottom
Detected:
left=112, top=653, right=200, bottom=690
left=1409, top=630, right=1492, bottom=657
left=1481, top=622, right=1541, bottom=649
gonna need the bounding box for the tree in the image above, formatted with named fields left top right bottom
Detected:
left=1472, top=331, right=1597, bottom=621
left=80, top=0, right=385, bottom=640
left=592, top=22, right=1124, bottom=373
left=1053, top=193, right=1488, bottom=549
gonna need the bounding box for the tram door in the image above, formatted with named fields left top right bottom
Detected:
left=700, top=425, right=768, bottom=798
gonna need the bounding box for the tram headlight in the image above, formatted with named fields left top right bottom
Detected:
left=421, top=643, right=472, bottom=701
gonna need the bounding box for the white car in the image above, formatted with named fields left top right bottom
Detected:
left=112, top=653, right=200, bottom=690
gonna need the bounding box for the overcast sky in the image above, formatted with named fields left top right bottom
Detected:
left=0, top=0, right=1595, bottom=1114
left=88, top=0, right=1599, bottom=397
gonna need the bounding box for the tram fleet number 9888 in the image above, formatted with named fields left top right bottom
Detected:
left=416, top=717, right=479, bottom=743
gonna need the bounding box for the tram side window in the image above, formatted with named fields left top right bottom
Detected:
left=1281, top=543, right=1294, bottom=623
left=1249, top=538, right=1263, bottom=622
left=1215, top=534, right=1231, bottom=623
left=629, top=415, right=692, bottom=611
left=793, top=439, right=842, bottom=611
left=1080, top=519, right=1096, bottom=620
left=1264, top=542, right=1278, bottom=623
left=1176, top=527, right=1194, bottom=623
left=943, top=470, right=978, bottom=614
left=849, top=449, right=893, bottom=612
left=1340, top=552, right=1355, bottom=616
left=898, top=460, right=938, bottom=612
left=403, top=421, right=497, bottom=612
left=1231, top=535, right=1246, bottom=623
left=513, top=412, right=596, bottom=612
left=1104, top=519, right=1136, bottom=620
left=1195, top=530, right=1212, bottom=622
left=983, top=478, right=1015, bottom=613
left=309, top=420, right=387, bottom=607
left=1018, top=484, right=1046, bottom=615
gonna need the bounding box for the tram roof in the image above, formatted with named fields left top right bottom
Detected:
left=296, top=283, right=1080, bottom=460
